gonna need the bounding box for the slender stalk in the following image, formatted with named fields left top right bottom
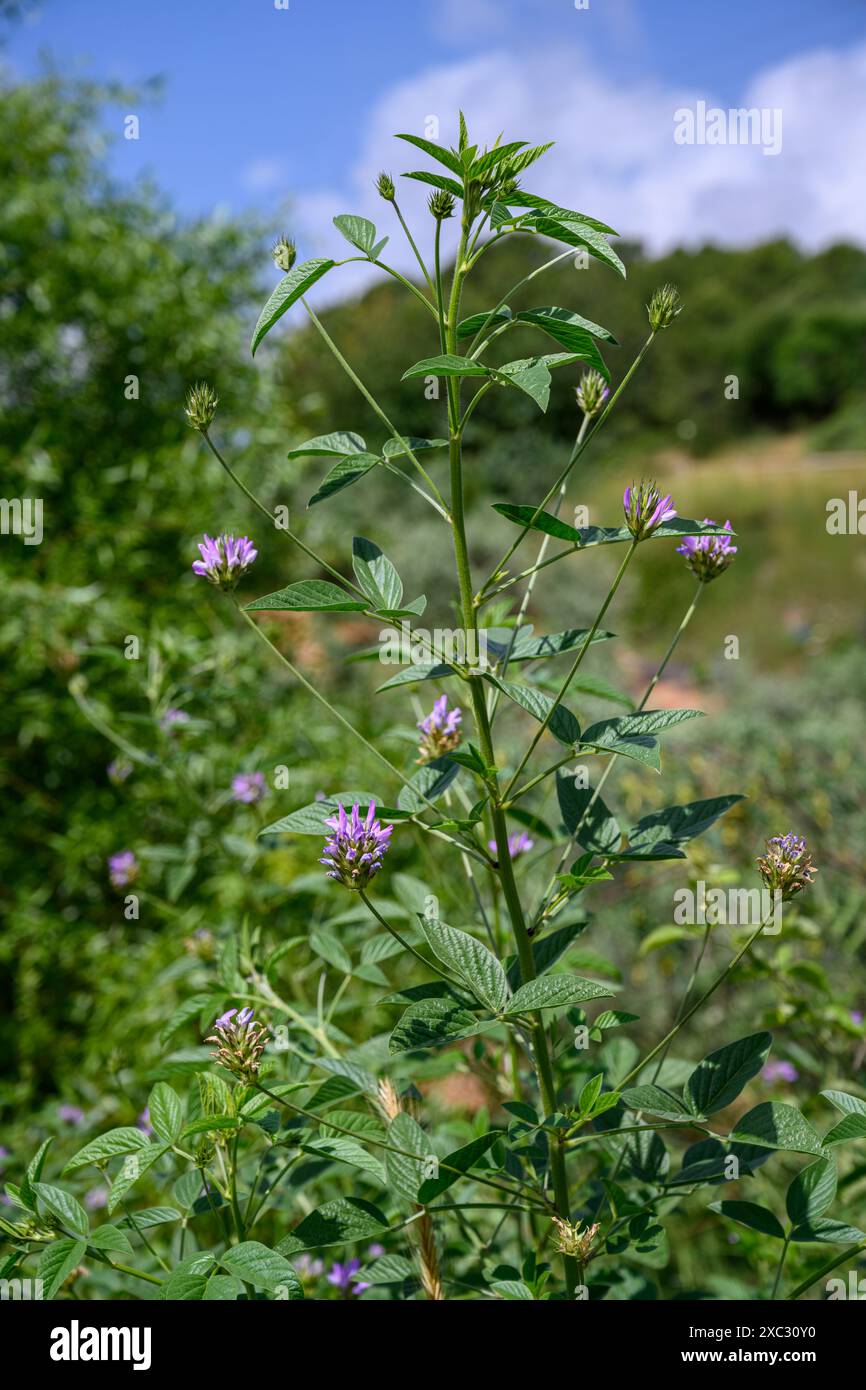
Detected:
left=479, top=333, right=655, bottom=600
left=502, top=541, right=637, bottom=801
left=390, top=197, right=437, bottom=296
left=200, top=429, right=365, bottom=594
left=358, top=889, right=460, bottom=982
left=535, top=580, right=704, bottom=925
left=302, top=300, right=449, bottom=517
left=786, top=1241, right=866, bottom=1301
left=618, top=916, right=772, bottom=1090
left=771, top=1234, right=791, bottom=1299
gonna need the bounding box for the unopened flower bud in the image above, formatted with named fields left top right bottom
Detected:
left=206, top=1007, right=269, bottom=1082
left=647, top=283, right=683, bottom=332
left=272, top=236, right=297, bottom=273
left=575, top=368, right=609, bottom=417
left=376, top=171, right=395, bottom=202
left=428, top=189, right=456, bottom=221
left=623, top=479, right=677, bottom=540
left=184, top=382, right=219, bottom=431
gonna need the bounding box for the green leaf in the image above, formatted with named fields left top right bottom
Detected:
left=20, top=1137, right=53, bottom=1209
left=620, top=1085, right=695, bottom=1121
left=118, top=1206, right=183, bottom=1230
left=246, top=580, right=367, bottom=613
left=822, top=1089, right=866, bottom=1116
left=485, top=675, right=580, bottom=746
left=823, top=1113, right=866, bottom=1146
left=388, top=998, right=497, bottom=1054
left=626, top=796, right=745, bottom=855
left=684, top=1032, right=772, bottom=1117
left=219, top=1241, right=303, bottom=1297
left=352, top=535, right=403, bottom=610
left=525, top=215, right=625, bottom=277
left=259, top=792, right=377, bottom=836
left=396, top=757, right=459, bottom=813
left=486, top=626, right=615, bottom=663
left=504, top=975, right=613, bottom=1016
left=420, top=917, right=510, bottom=1012
left=38, top=1238, right=87, bottom=1300
left=417, top=1132, right=500, bottom=1202
left=333, top=213, right=381, bottom=256
left=503, top=190, right=618, bottom=235
left=308, top=452, right=380, bottom=507
left=376, top=661, right=457, bottom=692
left=362, top=1252, right=414, bottom=1285
left=556, top=774, right=622, bottom=855
left=401, top=353, right=490, bottom=381
left=729, top=1102, right=826, bottom=1157
left=492, top=504, right=734, bottom=548
left=790, top=1218, right=866, bottom=1244
left=88, top=1223, right=134, bottom=1256
left=491, top=1279, right=535, bottom=1299
left=108, top=1143, right=171, bottom=1214
left=62, top=1127, right=151, bottom=1175
left=401, top=169, right=464, bottom=198
left=493, top=357, right=553, bottom=411
left=309, top=926, right=353, bottom=974
left=584, top=709, right=705, bottom=741
left=709, top=1200, right=786, bottom=1240
left=287, top=431, right=367, bottom=458
left=786, top=1157, right=837, bottom=1226
left=395, top=132, right=465, bottom=175
left=382, top=435, right=448, bottom=459
left=277, top=1197, right=389, bottom=1255
left=251, top=258, right=335, bottom=355
left=148, top=1082, right=183, bottom=1143
left=385, top=1113, right=432, bottom=1204
left=161, top=1252, right=216, bottom=1301
left=516, top=305, right=618, bottom=346
left=33, top=1183, right=89, bottom=1238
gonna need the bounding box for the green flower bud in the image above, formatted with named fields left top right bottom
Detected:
left=272, top=235, right=297, bottom=273
left=575, top=368, right=609, bottom=417
left=428, top=189, right=456, bottom=221
left=376, top=171, right=395, bottom=202
left=184, top=381, right=219, bottom=432
left=647, top=283, right=683, bottom=332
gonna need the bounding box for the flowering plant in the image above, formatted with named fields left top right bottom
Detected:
left=8, top=117, right=857, bottom=1308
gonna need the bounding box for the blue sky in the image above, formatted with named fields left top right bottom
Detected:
left=6, top=0, right=866, bottom=281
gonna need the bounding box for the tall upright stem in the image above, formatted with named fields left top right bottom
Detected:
left=441, top=208, right=578, bottom=1295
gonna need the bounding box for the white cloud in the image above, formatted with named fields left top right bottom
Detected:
left=240, top=157, right=288, bottom=194
left=288, top=39, right=866, bottom=307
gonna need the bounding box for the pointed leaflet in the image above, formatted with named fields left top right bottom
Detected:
left=626, top=796, right=745, bottom=854
left=308, top=452, right=380, bottom=507
left=525, top=215, right=626, bottom=277
left=786, top=1157, right=837, bottom=1226
left=709, top=1201, right=785, bottom=1240
left=385, top=1113, right=434, bottom=1203
left=417, top=1133, right=501, bottom=1202
left=251, top=258, right=335, bottom=355
left=38, top=1238, right=88, bottom=1300
left=505, top=975, right=613, bottom=1015
left=492, top=505, right=735, bottom=547
left=277, top=1198, right=389, bottom=1255
left=287, top=431, right=367, bottom=459
left=219, top=1242, right=304, bottom=1297
left=684, top=1033, right=772, bottom=1117
left=62, top=1127, right=151, bottom=1175
left=516, top=306, right=618, bottom=346
left=486, top=675, right=580, bottom=746
left=500, top=191, right=618, bottom=236
left=556, top=773, right=622, bottom=855
left=246, top=580, right=367, bottom=613
left=388, top=998, right=497, bottom=1054
left=259, top=793, right=378, bottom=836
left=395, top=132, right=465, bottom=176
left=420, top=916, right=510, bottom=1012
left=402, top=354, right=491, bottom=381
left=401, top=169, right=464, bottom=198
left=728, top=1102, right=826, bottom=1157
left=352, top=536, right=403, bottom=610
left=397, top=757, right=460, bottom=813
left=333, top=214, right=382, bottom=256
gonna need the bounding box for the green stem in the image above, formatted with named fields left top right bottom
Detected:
left=786, top=1241, right=866, bottom=1301
left=502, top=541, right=637, bottom=801
left=358, top=889, right=460, bottom=982
left=772, top=1233, right=791, bottom=1299
left=391, top=197, right=437, bottom=296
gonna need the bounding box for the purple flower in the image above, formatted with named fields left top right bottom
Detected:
left=417, top=694, right=462, bottom=763
left=137, top=1107, right=153, bottom=1136
left=206, top=1006, right=267, bottom=1080
left=107, top=758, right=133, bottom=785
left=763, top=1060, right=799, bottom=1084
left=757, top=833, right=817, bottom=901
left=623, top=480, right=677, bottom=540
left=108, top=850, right=138, bottom=889
left=58, top=1105, right=85, bottom=1126
left=676, top=519, right=737, bottom=583
left=488, top=831, right=535, bottom=860
left=320, top=801, right=393, bottom=891
left=327, top=1257, right=370, bottom=1297
left=294, top=1253, right=324, bottom=1279
left=85, top=1186, right=109, bottom=1211
left=192, top=533, right=257, bottom=591
left=367, top=1242, right=386, bottom=1258
left=850, top=1011, right=863, bottom=1027
left=159, top=707, right=190, bottom=734
left=231, top=771, right=266, bottom=804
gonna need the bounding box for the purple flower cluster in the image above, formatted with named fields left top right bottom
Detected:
left=676, top=519, right=737, bottom=583
left=417, top=694, right=462, bottom=763
left=58, top=1104, right=85, bottom=1126
left=488, top=831, right=535, bottom=860
left=192, top=533, right=257, bottom=591
left=108, top=850, right=138, bottom=889
left=623, top=481, right=676, bottom=540
left=231, top=771, right=266, bottom=804
left=757, top=833, right=818, bottom=901
left=107, top=758, right=133, bottom=785
left=206, top=1006, right=268, bottom=1081
left=763, top=1060, right=799, bottom=1084
left=321, top=801, right=393, bottom=891
left=327, top=1257, right=370, bottom=1297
